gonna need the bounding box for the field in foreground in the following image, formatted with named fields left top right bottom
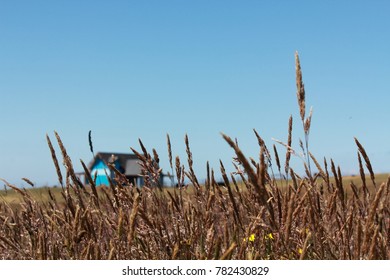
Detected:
left=0, top=53, right=388, bottom=259
left=0, top=168, right=388, bottom=260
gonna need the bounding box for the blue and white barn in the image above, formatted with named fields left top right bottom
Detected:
left=88, top=152, right=145, bottom=186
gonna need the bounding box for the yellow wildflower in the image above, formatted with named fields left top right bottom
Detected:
left=298, top=248, right=303, bottom=254
left=264, top=233, right=274, bottom=240
left=243, top=233, right=256, bottom=242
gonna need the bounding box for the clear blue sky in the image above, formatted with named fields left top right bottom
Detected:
left=1, top=0, right=389, bottom=187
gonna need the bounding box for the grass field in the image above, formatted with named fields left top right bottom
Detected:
left=0, top=173, right=386, bottom=206
left=0, top=53, right=388, bottom=260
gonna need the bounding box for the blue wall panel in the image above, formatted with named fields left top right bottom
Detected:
left=91, top=159, right=111, bottom=186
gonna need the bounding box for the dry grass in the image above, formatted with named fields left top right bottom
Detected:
left=0, top=53, right=389, bottom=260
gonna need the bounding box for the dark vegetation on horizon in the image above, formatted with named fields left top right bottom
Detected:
left=0, top=53, right=389, bottom=259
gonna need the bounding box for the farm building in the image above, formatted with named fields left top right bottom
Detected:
left=87, top=152, right=162, bottom=187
